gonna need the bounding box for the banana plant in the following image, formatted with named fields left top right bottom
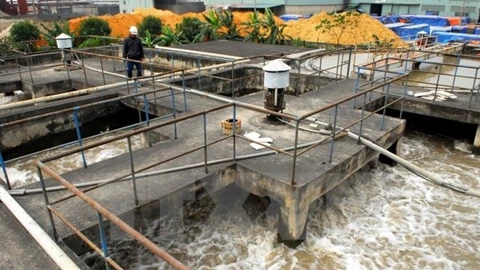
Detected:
left=142, top=30, right=161, bottom=48
left=262, top=8, right=288, bottom=45
left=41, top=21, right=75, bottom=47
left=219, top=10, right=240, bottom=40
left=195, top=9, right=223, bottom=42
left=158, top=25, right=188, bottom=46
left=242, top=11, right=263, bottom=43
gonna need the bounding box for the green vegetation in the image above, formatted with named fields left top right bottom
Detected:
left=9, top=21, right=40, bottom=52
left=158, top=25, right=187, bottom=46
left=176, top=17, right=203, bottom=43
left=141, top=30, right=161, bottom=48
left=77, top=17, right=112, bottom=48
left=138, top=15, right=163, bottom=38
left=40, top=21, right=74, bottom=47
left=242, top=9, right=288, bottom=45
left=315, top=11, right=359, bottom=45
left=78, top=17, right=111, bottom=37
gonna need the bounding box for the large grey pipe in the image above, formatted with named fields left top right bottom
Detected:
left=0, top=186, right=80, bottom=269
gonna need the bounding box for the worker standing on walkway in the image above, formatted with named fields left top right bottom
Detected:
left=123, top=26, right=144, bottom=79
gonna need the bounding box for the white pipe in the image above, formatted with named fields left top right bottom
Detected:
left=153, top=45, right=244, bottom=61
left=348, top=132, right=480, bottom=198
left=0, top=82, right=127, bottom=111
left=0, top=186, right=80, bottom=270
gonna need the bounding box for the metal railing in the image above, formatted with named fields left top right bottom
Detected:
left=355, top=52, right=480, bottom=110
left=29, top=71, right=409, bottom=268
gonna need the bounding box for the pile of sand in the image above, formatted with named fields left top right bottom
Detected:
left=68, top=9, right=405, bottom=47
left=284, top=12, right=405, bottom=47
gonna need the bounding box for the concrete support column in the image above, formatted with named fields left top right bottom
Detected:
left=379, top=137, right=402, bottom=166
left=473, top=125, right=480, bottom=155
left=277, top=199, right=309, bottom=248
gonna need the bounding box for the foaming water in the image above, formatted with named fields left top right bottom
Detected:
left=89, top=131, right=479, bottom=269
left=2, top=133, right=148, bottom=188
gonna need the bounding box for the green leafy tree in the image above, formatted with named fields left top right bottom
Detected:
left=158, top=25, right=187, bottom=46
left=40, top=21, right=75, bottom=47
left=9, top=21, right=40, bottom=52
left=177, top=17, right=204, bottom=43
left=78, top=17, right=111, bottom=37
left=138, top=15, right=162, bottom=38
left=315, top=11, right=359, bottom=45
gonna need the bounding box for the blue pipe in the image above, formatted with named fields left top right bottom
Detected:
left=73, top=107, right=87, bottom=168
left=0, top=152, right=11, bottom=190
left=97, top=212, right=111, bottom=270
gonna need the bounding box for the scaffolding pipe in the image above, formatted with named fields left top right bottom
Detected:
left=0, top=81, right=127, bottom=111
left=11, top=138, right=328, bottom=196
left=153, top=45, right=244, bottom=61
left=0, top=186, right=80, bottom=270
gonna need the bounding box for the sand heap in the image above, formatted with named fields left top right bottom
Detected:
left=284, top=12, right=405, bottom=47
left=68, top=9, right=405, bottom=47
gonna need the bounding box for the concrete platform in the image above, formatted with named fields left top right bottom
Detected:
left=173, top=40, right=312, bottom=59
left=6, top=75, right=404, bottom=259
left=0, top=44, right=408, bottom=267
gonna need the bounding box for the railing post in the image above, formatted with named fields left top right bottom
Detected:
left=353, top=66, right=361, bottom=109
left=203, top=113, right=208, bottom=174
left=451, top=55, right=460, bottom=93
left=340, top=50, right=345, bottom=78
left=99, top=56, right=106, bottom=85
left=170, top=87, right=178, bottom=139
left=358, top=94, right=367, bottom=144
left=381, top=83, right=391, bottom=131
left=16, top=56, right=23, bottom=81
left=291, top=120, right=300, bottom=186
left=27, top=55, right=34, bottom=85
left=127, top=137, right=139, bottom=206
left=81, top=52, right=88, bottom=86
left=432, top=63, right=442, bottom=104
left=231, top=61, right=235, bottom=99
left=143, top=94, right=152, bottom=147
left=124, top=60, right=131, bottom=95
left=197, top=57, right=201, bottom=91
left=96, top=212, right=111, bottom=270
left=400, top=73, right=409, bottom=119
left=37, top=166, right=58, bottom=241
left=329, top=105, right=338, bottom=163
left=468, top=67, right=479, bottom=110
left=346, top=46, right=352, bottom=80
left=73, top=107, right=88, bottom=168
left=182, top=70, right=188, bottom=112
left=0, top=152, right=11, bottom=190
left=232, top=104, right=237, bottom=162
left=335, top=52, right=340, bottom=80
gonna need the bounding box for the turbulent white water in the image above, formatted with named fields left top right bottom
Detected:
left=109, top=131, right=478, bottom=270
left=2, top=133, right=148, bottom=188
left=3, top=128, right=479, bottom=269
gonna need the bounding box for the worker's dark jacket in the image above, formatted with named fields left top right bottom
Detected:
left=123, top=36, right=144, bottom=60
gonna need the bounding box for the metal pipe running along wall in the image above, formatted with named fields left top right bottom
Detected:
left=0, top=186, right=80, bottom=270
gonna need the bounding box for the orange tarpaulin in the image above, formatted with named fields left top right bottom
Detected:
left=448, top=17, right=461, bottom=26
